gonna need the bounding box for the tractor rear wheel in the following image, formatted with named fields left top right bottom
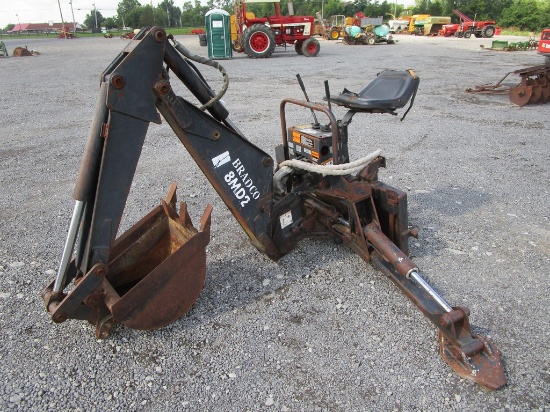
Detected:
left=302, top=38, right=320, bottom=57
left=295, top=41, right=304, bottom=55
left=330, top=28, right=340, bottom=40
left=482, top=25, right=495, bottom=38
left=242, top=24, right=276, bottom=58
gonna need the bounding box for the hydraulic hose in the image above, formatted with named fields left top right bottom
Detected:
left=273, top=149, right=382, bottom=195
left=169, top=35, right=229, bottom=112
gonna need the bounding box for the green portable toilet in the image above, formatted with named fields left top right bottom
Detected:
left=205, top=9, right=232, bottom=60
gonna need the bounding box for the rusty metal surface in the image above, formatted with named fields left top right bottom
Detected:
left=466, top=63, right=550, bottom=105
left=299, top=171, right=506, bottom=390
left=508, top=79, right=534, bottom=106
left=369, top=250, right=507, bottom=391
left=12, top=46, right=34, bottom=57
left=41, top=185, right=212, bottom=337
left=110, top=203, right=211, bottom=330
left=439, top=331, right=507, bottom=390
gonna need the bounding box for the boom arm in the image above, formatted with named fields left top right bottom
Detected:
left=42, top=27, right=506, bottom=390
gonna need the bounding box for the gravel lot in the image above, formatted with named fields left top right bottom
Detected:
left=0, top=32, right=549, bottom=411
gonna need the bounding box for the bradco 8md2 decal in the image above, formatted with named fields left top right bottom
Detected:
left=212, top=151, right=260, bottom=208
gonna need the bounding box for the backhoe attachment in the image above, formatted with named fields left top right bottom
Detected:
left=43, top=27, right=506, bottom=390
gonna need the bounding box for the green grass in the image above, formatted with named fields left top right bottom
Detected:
left=165, top=27, right=205, bottom=35
left=500, top=26, right=541, bottom=37
left=0, top=27, right=205, bottom=40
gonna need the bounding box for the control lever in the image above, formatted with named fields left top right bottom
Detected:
left=296, top=73, right=320, bottom=128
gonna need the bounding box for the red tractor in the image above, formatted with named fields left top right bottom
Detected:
left=538, top=28, right=550, bottom=63
left=452, top=9, right=496, bottom=38
left=232, top=0, right=320, bottom=58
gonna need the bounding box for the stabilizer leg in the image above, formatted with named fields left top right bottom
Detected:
left=366, top=224, right=506, bottom=390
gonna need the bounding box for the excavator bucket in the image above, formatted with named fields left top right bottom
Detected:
left=42, top=185, right=212, bottom=338
left=106, top=198, right=212, bottom=331
left=466, top=63, right=550, bottom=106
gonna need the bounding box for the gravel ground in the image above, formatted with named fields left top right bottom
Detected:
left=0, top=32, right=549, bottom=411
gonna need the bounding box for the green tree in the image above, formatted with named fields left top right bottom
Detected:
left=426, top=1, right=443, bottom=15
left=155, top=8, right=169, bottom=26
left=117, top=0, right=142, bottom=28
left=103, top=17, right=119, bottom=29
left=439, top=0, right=511, bottom=22
left=124, top=7, right=144, bottom=28
left=84, top=9, right=105, bottom=28
left=140, top=4, right=155, bottom=26
left=323, top=0, right=346, bottom=18
left=500, top=0, right=543, bottom=30
left=181, top=1, right=198, bottom=25
left=539, top=1, right=550, bottom=30
left=158, top=0, right=182, bottom=27
left=181, top=0, right=209, bottom=26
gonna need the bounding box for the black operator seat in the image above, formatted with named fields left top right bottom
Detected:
left=325, top=70, right=420, bottom=115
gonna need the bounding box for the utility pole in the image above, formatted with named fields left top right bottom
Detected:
left=93, top=3, right=98, bottom=28
left=57, top=0, right=67, bottom=37
left=69, top=0, right=76, bottom=33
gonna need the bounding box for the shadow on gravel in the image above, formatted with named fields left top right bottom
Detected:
left=407, top=185, right=493, bottom=259
left=411, top=185, right=492, bottom=217
left=136, top=237, right=365, bottom=339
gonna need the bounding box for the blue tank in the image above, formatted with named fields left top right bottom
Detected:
left=345, top=26, right=362, bottom=37
left=374, top=25, right=390, bottom=37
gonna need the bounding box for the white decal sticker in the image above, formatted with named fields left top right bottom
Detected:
left=280, top=210, right=293, bottom=229
left=300, top=135, right=313, bottom=147
left=300, top=128, right=320, bottom=135
left=212, top=151, right=231, bottom=168
left=222, top=157, right=261, bottom=208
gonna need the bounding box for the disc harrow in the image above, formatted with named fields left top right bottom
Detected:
left=466, top=63, right=550, bottom=106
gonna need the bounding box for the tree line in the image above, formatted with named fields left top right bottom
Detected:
left=109, top=0, right=550, bottom=32
left=3, top=0, right=549, bottom=33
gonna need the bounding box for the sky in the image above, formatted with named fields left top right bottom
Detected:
left=0, top=0, right=166, bottom=30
